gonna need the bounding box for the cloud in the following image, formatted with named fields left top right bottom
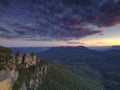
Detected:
left=0, top=0, right=10, bottom=7
left=0, top=0, right=120, bottom=41
left=66, top=41, right=84, bottom=45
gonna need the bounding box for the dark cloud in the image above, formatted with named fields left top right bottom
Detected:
left=0, top=0, right=120, bottom=41
left=0, top=0, right=10, bottom=6
left=61, top=0, right=95, bottom=6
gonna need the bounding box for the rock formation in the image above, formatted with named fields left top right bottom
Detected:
left=23, top=53, right=32, bottom=68
left=0, top=47, right=19, bottom=90
left=15, top=51, right=37, bottom=68
left=0, top=66, right=18, bottom=90
left=23, top=52, right=37, bottom=68
left=31, top=53, right=37, bottom=65
left=16, top=51, right=22, bottom=64
left=0, top=47, right=49, bottom=90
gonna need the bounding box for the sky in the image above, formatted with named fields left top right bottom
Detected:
left=0, top=0, right=120, bottom=47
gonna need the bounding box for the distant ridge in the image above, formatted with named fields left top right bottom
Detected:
left=109, top=45, right=120, bottom=50
left=40, top=46, right=96, bottom=57
left=42, top=46, right=95, bottom=53
left=10, top=47, right=50, bottom=55
left=39, top=45, right=120, bottom=65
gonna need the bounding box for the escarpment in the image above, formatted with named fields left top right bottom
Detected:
left=0, top=46, right=18, bottom=90
left=0, top=46, right=49, bottom=90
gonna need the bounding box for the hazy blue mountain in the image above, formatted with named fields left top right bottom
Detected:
left=39, top=46, right=120, bottom=64
left=108, top=45, right=120, bottom=50
left=39, top=46, right=120, bottom=90
left=87, top=46, right=111, bottom=51
left=10, top=47, right=50, bottom=55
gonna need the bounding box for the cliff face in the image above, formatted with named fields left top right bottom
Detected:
left=0, top=46, right=18, bottom=90
left=0, top=46, right=49, bottom=90
left=13, top=60, right=49, bottom=90
left=0, top=67, right=18, bottom=90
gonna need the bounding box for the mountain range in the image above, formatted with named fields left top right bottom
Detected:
left=1, top=46, right=120, bottom=90
left=0, top=46, right=105, bottom=90
left=38, top=46, right=120, bottom=90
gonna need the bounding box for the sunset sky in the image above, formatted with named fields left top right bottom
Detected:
left=0, top=0, right=120, bottom=47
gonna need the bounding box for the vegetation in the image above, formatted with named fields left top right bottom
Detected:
left=40, top=46, right=120, bottom=90
left=0, top=46, right=13, bottom=70
left=38, top=64, right=104, bottom=90
left=13, top=66, right=35, bottom=90
left=1, top=46, right=120, bottom=90
left=13, top=59, right=48, bottom=90
left=92, top=64, right=120, bottom=90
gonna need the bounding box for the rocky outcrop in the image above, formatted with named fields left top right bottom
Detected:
left=23, top=53, right=37, bottom=68
left=14, top=51, right=49, bottom=90
left=15, top=52, right=37, bottom=68
left=27, top=63, right=49, bottom=90
left=31, top=53, right=37, bottom=65
left=0, top=47, right=49, bottom=90
left=0, top=58, right=19, bottom=90
left=37, top=64, right=49, bottom=75
left=23, top=53, right=32, bottom=68
left=16, top=51, right=22, bottom=64
left=0, top=68, right=18, bottom=90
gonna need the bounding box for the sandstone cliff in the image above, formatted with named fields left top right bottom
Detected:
left=0, top=46, right=18, bottom=90
left=16, top=52, right=37, bottom=68
left=0, top=46, right=49, bottom=90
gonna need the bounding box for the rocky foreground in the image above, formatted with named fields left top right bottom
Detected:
left=0, top=46, right=49, bottom=90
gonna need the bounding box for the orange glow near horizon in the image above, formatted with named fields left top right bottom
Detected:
left=0, top=38, right=120, bottom=47
left=0, top=24, right=120, bottom=47
left=83, top=41, right=120, bottom=46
